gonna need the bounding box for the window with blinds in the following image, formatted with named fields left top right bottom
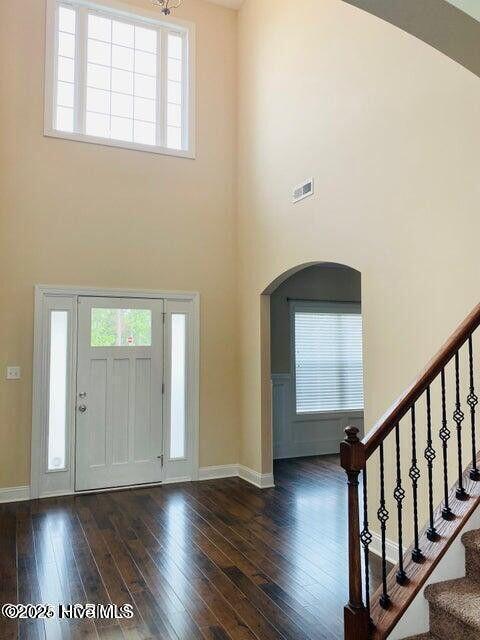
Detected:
left=293, top=304, right=364, bottom=414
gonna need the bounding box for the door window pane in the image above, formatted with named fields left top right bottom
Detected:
left=170, top=314, right=186, bottom=459
left=91, top=308, right=152, bottom=346
left=48, top=311, right=68, bottom=471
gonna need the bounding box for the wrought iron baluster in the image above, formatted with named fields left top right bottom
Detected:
left=409, top=405, right=424, bottom=562
left=439, top=368, right=454, bottom=520
left=377, top=443, right=391, bottom=608
left=360, top=466, right=372, bottom=616
left=467, top=336, right=480, bottom=481
left=454, top=351, right=469, bottom=500
left=394, top=424, right=407, bottom=585
left=424, top=386, right=438, bottom=541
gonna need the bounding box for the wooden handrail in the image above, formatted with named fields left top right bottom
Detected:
left=363, top=303, right=480, bottom=459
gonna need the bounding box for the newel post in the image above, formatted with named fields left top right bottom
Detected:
left=341, top=426, right=370, bottom=640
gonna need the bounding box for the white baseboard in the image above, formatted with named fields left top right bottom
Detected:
left=199, top=464, right=275, bottom=489
left=238, top=465, right=275, bottom=489
left=370, top=531, right=399, bottom=565
left=199, top=464, right=239, bottom=481
left=162, top=476, right=193, bottom=485
left=0, top=465, right=275, bottom=504
left=0, top=485, right=30, bottom=504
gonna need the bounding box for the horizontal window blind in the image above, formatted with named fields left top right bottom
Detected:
left=294, top=310, right=364, bottom=413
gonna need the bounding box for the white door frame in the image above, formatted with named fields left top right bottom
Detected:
left=31, top=284, right=200, bottom=499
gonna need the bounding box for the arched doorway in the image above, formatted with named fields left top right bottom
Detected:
left=260, top=262, right=364, bottom=481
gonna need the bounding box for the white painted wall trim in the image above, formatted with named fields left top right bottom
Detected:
left=272, top=372, right=363, bottom=460
left=199, top=464, right=239, bottom=480
left=239, top=465, right=275, bottom=489
left=390, top=503, right=480, bottom=639
left=0, top=463, right=275, bottom=505
left=0, top=486, right=31, bottom=504
left=369, top=531, right=399, bottom=566
left=200, top=464, right=275, bottom=488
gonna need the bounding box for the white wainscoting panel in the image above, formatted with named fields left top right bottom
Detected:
left=272, top=373, right=364, bottom=459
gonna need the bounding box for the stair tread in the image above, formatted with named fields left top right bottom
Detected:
left=462, top=528, right=480, bottom=551
left=425, top=577, right=480, bottom=630
left=402, top=634, right=436, bottom=639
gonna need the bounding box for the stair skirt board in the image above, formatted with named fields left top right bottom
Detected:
left=393, top=507, right=480, bottom=640
left=370, top=531, right=400, bottom=565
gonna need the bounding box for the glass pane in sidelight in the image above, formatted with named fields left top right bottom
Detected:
left=58, top=5, right=76, bottom=34
left=170, top=314, right=186, bottom=459
left=168, top=34, right=183, bottom=60
left=48, top=311, right=68, bottom=471
left=167, top=126, right=181, bottom=150
left=91, top=308, right=152, bottom=347
left=56, top=106, right=74, bottom=132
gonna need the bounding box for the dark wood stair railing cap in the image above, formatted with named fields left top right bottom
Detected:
left=341, top=426, right=366, bottom=472
left=364, top=303, right=480, bottom=459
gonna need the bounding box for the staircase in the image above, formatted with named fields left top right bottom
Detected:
left=407, top=529, right=480, bottom=640
left=342, top=303, right=480, bottom=640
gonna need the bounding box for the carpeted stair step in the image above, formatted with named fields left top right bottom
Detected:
left=425, top=577, right=480, bottom=640
left=401, top=633, right=436, bottom=639
left=462, top=529, right=480, bottom=584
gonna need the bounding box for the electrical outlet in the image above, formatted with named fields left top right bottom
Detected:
left=6, top=366, right=21, bottom=380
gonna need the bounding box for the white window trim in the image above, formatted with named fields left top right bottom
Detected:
left=290, top=300, right=364, bottom=420
left=44, top=0, right=196, bottom=158
left=31, top=285, right=200, bottom=499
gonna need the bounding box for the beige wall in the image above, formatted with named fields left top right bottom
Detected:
left=237, top=0, right=480, bottom=490
left=0, top=0, right=238, bottom=488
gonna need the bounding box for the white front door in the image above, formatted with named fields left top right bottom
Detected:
left=75, top=297, right=164, bottom=491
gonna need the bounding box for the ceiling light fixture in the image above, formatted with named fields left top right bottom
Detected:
left=152, top=0, right=183, bottom=15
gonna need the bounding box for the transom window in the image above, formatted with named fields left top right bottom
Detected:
left=293, top=302, right=364, bottom=414
left=45, top=0, right=194, bottom=157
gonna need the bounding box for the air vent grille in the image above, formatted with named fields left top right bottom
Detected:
left=293, top=178, right=314, bottom=203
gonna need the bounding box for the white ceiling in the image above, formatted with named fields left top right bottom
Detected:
left=206, top=0, right=244, bottom=9
left=446, top=0, right=480, bottom=21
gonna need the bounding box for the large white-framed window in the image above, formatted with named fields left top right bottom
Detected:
left=292, top=301, right=364, bottom=415
left=44, top=0, right=195, bottom=158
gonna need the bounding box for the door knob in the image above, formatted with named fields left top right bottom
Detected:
left=78, top=404, right=87, bottom=413
left=79, top=392, right=87, bottom=399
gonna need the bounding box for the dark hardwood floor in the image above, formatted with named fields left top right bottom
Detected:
left=0, top=455, right=381, bottom=640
